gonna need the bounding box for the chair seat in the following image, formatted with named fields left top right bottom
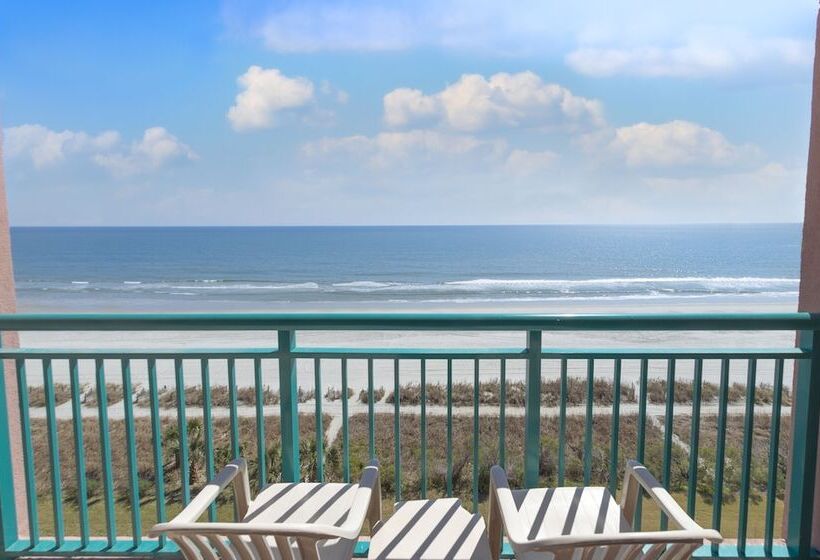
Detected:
left=509, top=487, right=632, bottom=540
left=368, top=498, right=490, bottom=560
left=241, top=482, right=361, bottom=560
left=243, top=482, right=360, bottom=526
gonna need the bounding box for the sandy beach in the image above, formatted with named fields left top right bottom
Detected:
left=16, top=298, right=800, bottom=391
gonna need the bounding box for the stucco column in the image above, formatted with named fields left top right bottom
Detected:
left=0, top=131, right=25, bottom=536
left=787, top=5, right=820, bottom=551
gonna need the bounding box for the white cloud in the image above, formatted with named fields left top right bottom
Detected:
left=596, top=120, right=760, bottom=167
left=4, top=124, right=195, bottom=176
left=566, top=30, right=812, bottom=78
left=505, top=149, right=558, bottom=175
left=320, top=80, right=350, bottom=104
left=303, top=129, right=507, bottom=168
left=93, top=127, right=197, bottom=176
left=222, top=1, right=813, bottom=62
left=383, top=88, right=439, bottom=127
left=4, top=124, right=119, bottom=167
left=638, top=163, right=804, bottom=221
left=227, top=66, right=315, bottom=131
left=383, top=72, right=605, bottom=131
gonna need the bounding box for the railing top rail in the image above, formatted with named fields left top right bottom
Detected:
left=0, top=312, right=814, bottom=331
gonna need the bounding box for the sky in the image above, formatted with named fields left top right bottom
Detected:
left=0, top=0, right=816, bottom=225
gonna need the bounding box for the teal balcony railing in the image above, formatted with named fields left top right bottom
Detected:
left=0, top=313, right=817, bottom=559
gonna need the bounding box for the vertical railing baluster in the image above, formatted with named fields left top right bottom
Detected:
left=68, top=358, right=88, bottom=547
left=583, top=358, right=594, bottom=486
left=499, top=359, right=506, bottom=470
left=712, top=358, right=730, bottom=554
left=558, top=358, right=567, bottom=486
left=608, top=359, right=622, bottom=494
left=765, top=358, right=784, bottom=555
left=634, top=358, right=649, bottom=530
left=341, top=358, right=349, bottom=483
left=687, top=358, right=703, bottom=517
left=786, top=331, right=820, bottom=559
left=472, top=359, right=479, bottom=512
left=42, top=359, right=64, bottom=547
left=661, top=359, right=675, bottom=530
left=420, top=359, right=427, bottom=498
left=200, top=359, right=216, bottom=521
left=95, top=359, right=115, bottom=547
left=393, top=359, right=401, bottom=501
left=254, top=358, right=265, bottom=490
left=368, top=359, right=375, bottom=461
left=174, top=358, right=190, bottom=505
left=737, top=359, right=757, bottom=553
left=277, top=330, right=300, bottom=482
left=147, top=359, right=166, bottom=548
left=0, top=334, right=19, bottom=551
left=15, top=360, right=38, bottom=547
left=314, top=359, right=324, bottom=483
left=524, top=331, right=542, bottom=488
left=227, top=358, right=239, bottom=459
left=121, top=358, right=141, bottom=546
left=446, top=358, right=453, bottom=497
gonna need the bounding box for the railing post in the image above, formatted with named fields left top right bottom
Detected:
left=278, top=330, right=301, bottom=482
left=524, top=330, right=542, bottom=488
left=786, top=329, right=820, bottom=559
left=0, top=334, right=17, bottom=550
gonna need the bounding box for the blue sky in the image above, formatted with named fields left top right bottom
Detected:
left=0, top=0, right=816, bottom=225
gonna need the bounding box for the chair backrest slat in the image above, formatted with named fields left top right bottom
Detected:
left=274, top=535, right=294, bottom=560
left=227, top=534, right=255, bottom=560
left=189, top=534, right=219, bottom=560
left=641, top=543, right=667, bottom=560
left=621, top=543, right=644, bottom=560
left=251, top=534, right=276, bottom=560
left=296, top=537, right=320, bottom=560
left=208, top=534, right=238, bottom=560
left=173, top=535, right=205, bottom=560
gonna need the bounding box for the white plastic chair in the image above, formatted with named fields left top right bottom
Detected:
left=488, top=460, right=722, bottom=560
left=150, top=458, right=381, bottom=560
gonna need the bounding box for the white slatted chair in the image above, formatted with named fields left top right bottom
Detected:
left=488, top=461, right=722, bottom=560
left=150, top=458, right=381, bottom=560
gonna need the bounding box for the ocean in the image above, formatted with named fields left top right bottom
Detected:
left=11, top=224, right=801, bottom=312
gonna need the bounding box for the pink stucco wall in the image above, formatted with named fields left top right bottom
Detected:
left=788, top=6, right=820, bottom=549
left=0, top=132, right=25, bottom=535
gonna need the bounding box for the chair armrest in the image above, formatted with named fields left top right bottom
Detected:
left=149, top=521, right=364, bottom=541
left=149, top=458, right=251, bottom=535
left=339, top=460, right=381, bottom=535
left=514, top=529, right=723, bottom=554
left=620, top=460, right=721, bottom=542
left=152, top=463, right=380, bottom=542
left=488, top=465, right=530, bottom=558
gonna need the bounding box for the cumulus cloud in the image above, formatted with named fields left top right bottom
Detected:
left=93, top=127, right=197, bottom=176
left=4, top=124, right=195, bottom=175
left=383, top=72, right=604, bottom=131
left=591, top=120, right=761, bottom=167
left=227, top=66, right=315, bottom=131
left=4, top=124, right=119, bottom=167
left=566, top=31, right=812, bottom=78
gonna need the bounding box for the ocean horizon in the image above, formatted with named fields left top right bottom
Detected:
left=10, top=224, right=802, bottom=312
